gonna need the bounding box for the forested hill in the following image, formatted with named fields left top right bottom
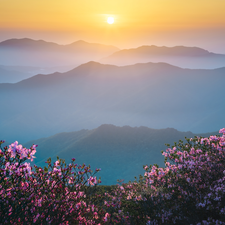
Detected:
left=23, top=124, right=219, bottom=185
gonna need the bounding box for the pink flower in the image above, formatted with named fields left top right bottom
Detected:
left=103, top=213, right=110, bottom=222
left=87, top=176, right=97, bottom=186
left=53, top=167, right=62, bottom=175
left=219, top=128, right=225, bottom=134
left=54, top=160, right=60, bottom=167
left=144, top=165, right=148, bottom=170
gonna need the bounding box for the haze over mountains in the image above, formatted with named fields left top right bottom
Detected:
left=24, top=124, right=205, bottom=185
left=1, top=38, right=225, bottom=83
left=0, top=61, right=224, bottom=143
left=0, top=38, right=119, bottom=82
left=0, top=38, right=119, bottom=67
left=1, top=38, right=224, bottom=186
left=100, top=45, right=225, bottom=69
left=0, top=64, right=81, bottom=83
left=0, top=66, right=32, bottom=83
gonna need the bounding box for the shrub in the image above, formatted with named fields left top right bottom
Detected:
left=1, top=128, right=225, bottom=224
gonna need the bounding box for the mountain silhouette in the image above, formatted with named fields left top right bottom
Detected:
left=0, top=38, right=119, bottom=52
left=0, top=64, right=91, bottom=83
left=99, top=45, right=225, bottom=69
left=24, top=124, right=205, bottom=185
left=105, top=45, right=211, bottom=57
left=0, top=38, right=60, bottom=49
left=0, top=61, right=224, bottom=142
left=0, top=38, right=119, bottom=68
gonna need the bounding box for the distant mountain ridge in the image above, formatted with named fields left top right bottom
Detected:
left=0, top=64, right=90, bottom=83
left=1, top=38, right=225, bottom=70
left=106, top=45, right=214, bottom=57
left=1, top=39, right=225, bottom=83
left=0, top=61, right=224, bottom=143
left=0, top=38, right=119, bottom=51
left=0, top=38, right=119, bottom=68
left=0, top=38, right=60, bottom=49
left=24, top=124, right=215, bottom=185
left=0, top=38, right=120, bottom=83
left=100, top=45, right=225, bottom=69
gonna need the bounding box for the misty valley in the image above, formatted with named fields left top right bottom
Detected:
left=1, top=38, right=225, bottom=224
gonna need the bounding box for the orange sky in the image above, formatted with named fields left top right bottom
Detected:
left=1, top=0, right=225, bottom=52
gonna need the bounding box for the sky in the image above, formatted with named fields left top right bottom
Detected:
left=1, top=0, right=225, bottom=53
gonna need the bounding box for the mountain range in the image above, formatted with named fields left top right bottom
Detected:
left=0, top=61, right=224, bottom=143
left=100, top=45, right=225, bottom=69
left=1, top=39, right=225, bottom=83
left=0, top=38, right=119, bottom=75
left=24, top=124, right=215, bottom=185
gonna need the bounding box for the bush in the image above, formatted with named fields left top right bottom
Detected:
left=106, top=128, right=225, bottom=224
left=1, top=128, right=225, bottom=224
left=0, top=141, right=116, bottom=224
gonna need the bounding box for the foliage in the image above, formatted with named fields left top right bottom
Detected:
left=1, top=128, right=225, bottom=224
left=103, top=128, right=225, bottom=224
left=0, top=141, right=116, bottom=224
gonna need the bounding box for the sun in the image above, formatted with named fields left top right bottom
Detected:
left=107, top=17, right=114, bottom=24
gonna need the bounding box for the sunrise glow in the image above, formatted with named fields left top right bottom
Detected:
left=107, top=17, right=114, bottom=24
left=1, top=0, right=225, bottom=220
left=0, top=0, right=225, bottom=51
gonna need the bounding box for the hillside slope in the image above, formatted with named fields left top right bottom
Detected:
left=24, top=124, right=218, bottom=185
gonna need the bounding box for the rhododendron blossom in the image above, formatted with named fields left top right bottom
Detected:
left=1, top=128, right=225, bottom=224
